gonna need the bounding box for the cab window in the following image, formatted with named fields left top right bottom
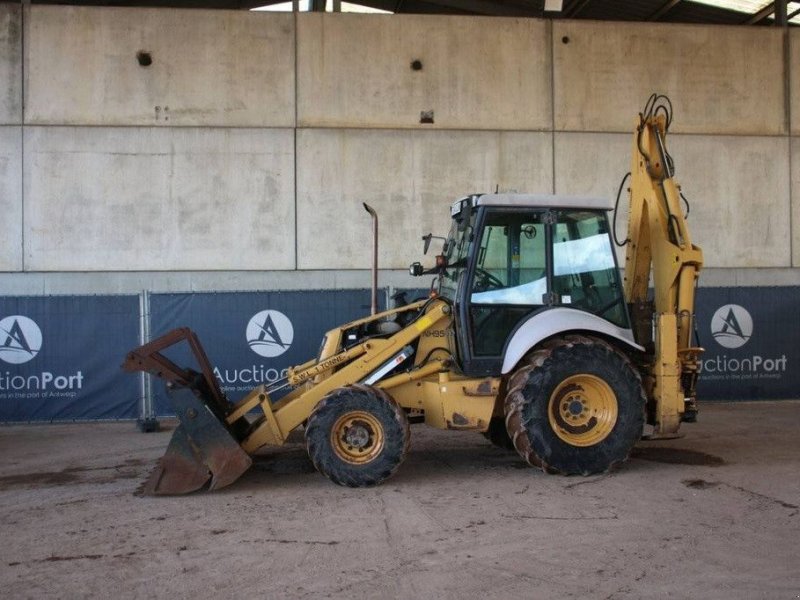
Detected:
left=552, top=210, right=628, bottom=328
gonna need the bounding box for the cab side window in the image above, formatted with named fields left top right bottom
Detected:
left=552, top=211, right=628, bottom=328
left=470, top=214, right=547, bottom=303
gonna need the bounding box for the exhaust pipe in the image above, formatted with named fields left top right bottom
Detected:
left=363, top=203, right=378, bottom=315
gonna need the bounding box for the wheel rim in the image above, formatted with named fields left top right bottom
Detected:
left=547, top=374, right=618, bottom=447
left=331, top=411, right=385, bottom=464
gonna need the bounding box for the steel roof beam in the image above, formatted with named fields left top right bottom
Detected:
left=566, top=0, right=591, bottom=18
left=648, top=0, right=682, bottom=21
left=745, top=2, right=775, bottom=24
left=404, top=0, right=540, bottom=16
left=774, top=0, right=787, bottom=25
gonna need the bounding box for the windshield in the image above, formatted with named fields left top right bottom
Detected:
left=438, top=213, right=475, bottom=301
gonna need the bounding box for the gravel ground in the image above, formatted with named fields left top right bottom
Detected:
left=1, top=401, right=799, bottom=599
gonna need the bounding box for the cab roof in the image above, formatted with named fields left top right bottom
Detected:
left=470, top=193, right=613, bottom=211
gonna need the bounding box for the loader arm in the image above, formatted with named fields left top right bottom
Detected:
left=623, top=95, right=704, bottom=435
left=233, top=300, right=453, bottom=454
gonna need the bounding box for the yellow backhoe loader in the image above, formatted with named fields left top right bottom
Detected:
left=124, top=94, right=703, bottom=494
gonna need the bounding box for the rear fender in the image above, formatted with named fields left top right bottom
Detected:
left=501, top=307, right=643, bottom=374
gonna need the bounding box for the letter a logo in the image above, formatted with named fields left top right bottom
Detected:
left=246, top=310, right=294, bottom=358
left=0, top=315, right=43, bottom=364
left=711, top=304, right=752, bottom=349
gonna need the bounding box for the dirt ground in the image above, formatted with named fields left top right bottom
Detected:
left=1, top=401, right=799, bottom=599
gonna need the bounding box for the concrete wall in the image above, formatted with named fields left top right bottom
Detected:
left=0, top=6, right=798, bottom=293
left=0, top=5, right=21, bottom=272
left=793, top=137, right=800, bottom=266
left=297, top=129, right=552, bottom=269
left=297, top=14, right=551, bottom=130
left=25, top=7, right=295, bottom=127
left=0, top=126, right=21, bottom=271
left=792, top=30, right=799, bottom=135
left=24, top=127, right=295, bottom=271
left=555, top=133, right=792, bottom=269
left=553, top=21, right=786, bottom=135
left=0, top=4, right=21, bottom=125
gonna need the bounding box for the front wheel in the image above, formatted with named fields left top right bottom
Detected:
left=305, top=384, right=410, bottom=487
left=505, top=335, right=645, bottom=475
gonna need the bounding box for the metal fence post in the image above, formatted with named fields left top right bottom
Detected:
left=136, top=290, right=159, bottom=432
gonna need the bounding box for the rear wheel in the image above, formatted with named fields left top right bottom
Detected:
left=305, top=384, right=410, bottom=487
left=505, top=335, right=645, bottom=475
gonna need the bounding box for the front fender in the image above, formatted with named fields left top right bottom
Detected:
left=501, top=307, right=643, bottom=374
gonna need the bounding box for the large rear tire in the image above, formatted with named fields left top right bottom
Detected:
left=305, top=384, right=410, bottom=487
left=504, top=335, right=645, bottom=475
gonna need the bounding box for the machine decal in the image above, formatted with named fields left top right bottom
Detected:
left=0, top=315, right=42, bottom=365
left=710, top=304, right=752, bottom=349
left=246, top=310, right=294, bottom=358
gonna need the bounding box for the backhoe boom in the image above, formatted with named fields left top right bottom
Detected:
left=624, top=95, right=704, bottom=434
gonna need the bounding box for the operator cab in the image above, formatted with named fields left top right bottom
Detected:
left=422, top=193, right=630, bottom=376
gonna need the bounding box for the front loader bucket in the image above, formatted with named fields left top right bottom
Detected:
left=123, top=328, right=253, bottom=495
left=141, top=384, right=252, bottom=495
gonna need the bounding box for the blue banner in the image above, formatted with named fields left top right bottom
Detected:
left=146, top=286, right=800, bottom=411
left=695, top=287, right=797, bottom=400
left=0, top=286, right=795, bottom=423
left=149, top=290, right=379, bottom=414
left=0, top=296, right=140, bottom=421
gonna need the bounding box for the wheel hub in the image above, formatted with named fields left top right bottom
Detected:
left=343, top=421, right=371, bottom=449
left=567, top=399, right=584, bottom=416
left=331, top=410, right=385, bottom=464
left=548, top=374, right=618, bottom=447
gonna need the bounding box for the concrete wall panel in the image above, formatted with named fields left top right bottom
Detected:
left=670, top=135, right=790, bottom=268
left=24, top=127, right=295, bottom=271
left=25, top=7, right=294, bottom=127
left=0, top=4, right=21, bottom=124
left=0, top=126, right=22, bottom=270
left=554, top=132, right=630, bottom=263
left=298, top=14, right=551, bottom=130
left=297, top=129, right=553, bottom=269
left=793, top=137, right=800, bottom=266
left=792, top=30, right=799, bottom=135
left=553, top=21, right=785, bottom=135
left=557, top=132, right=790, bottom=268
left=555, top=132, right=630, bottom=198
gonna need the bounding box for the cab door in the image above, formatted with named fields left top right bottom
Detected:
left=456, top=208, right=549, bottom=375
left=455, top=207, right=628, bottom=377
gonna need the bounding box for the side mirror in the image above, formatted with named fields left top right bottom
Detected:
left=422, top=233, right=448, bottom=255
left=409, top=262, right=424, bottom=277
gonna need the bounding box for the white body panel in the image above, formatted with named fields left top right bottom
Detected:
left=501, top=307, right=643, bottom=374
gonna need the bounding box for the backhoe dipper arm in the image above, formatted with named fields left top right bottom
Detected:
left=623, top=97, right=704, bottom=435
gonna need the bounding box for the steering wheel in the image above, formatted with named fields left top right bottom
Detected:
left=474, top=268, right=505, bottom=292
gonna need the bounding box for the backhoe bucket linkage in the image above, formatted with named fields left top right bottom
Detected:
left=123, top=328, right=252, bottom=495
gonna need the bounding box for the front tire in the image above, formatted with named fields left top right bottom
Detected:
left=305, top=384, right=410, bottom=487
left=505, top=335, right=645, bottom=475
